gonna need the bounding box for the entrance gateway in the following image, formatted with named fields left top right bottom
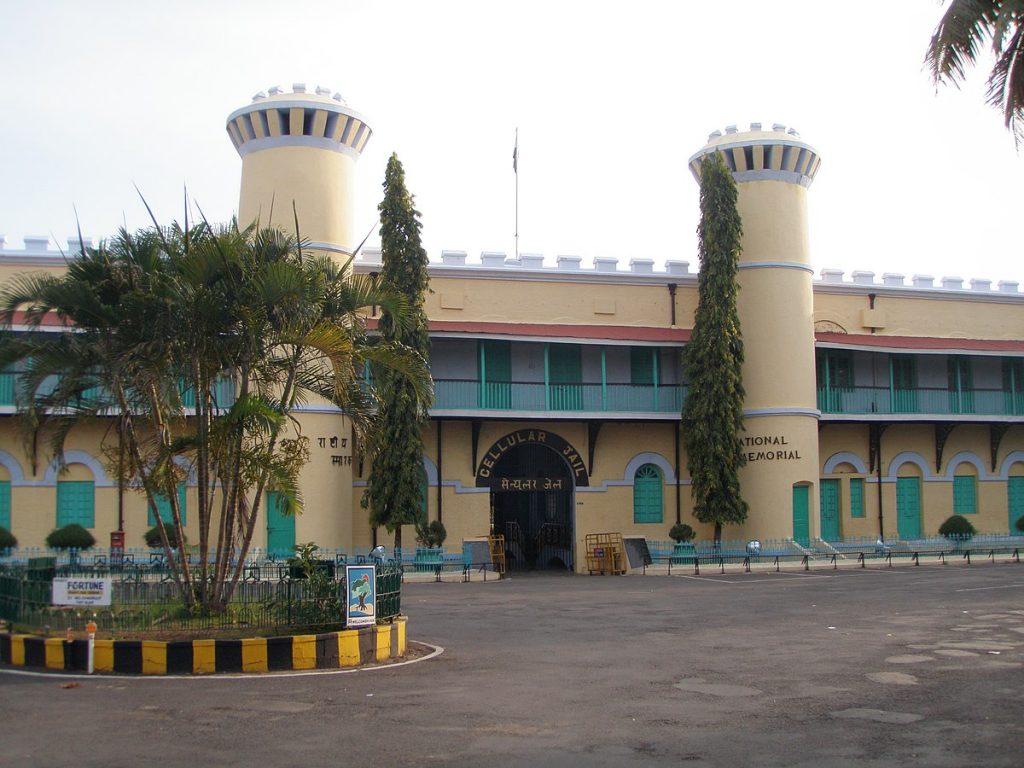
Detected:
left=476, top=430, right=589, bottom=571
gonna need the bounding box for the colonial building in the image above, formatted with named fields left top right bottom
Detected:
left=1, top=86, right=1022, bottom=570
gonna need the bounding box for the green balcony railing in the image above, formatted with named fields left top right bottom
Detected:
left=0, top=371, right=236, bottom=411
left=435, top=379, right=685, bottom=414
left=818, top=385, right=1024, bottom=417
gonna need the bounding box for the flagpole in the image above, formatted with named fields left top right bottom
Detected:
left=513, top=128, right=519, bottom=262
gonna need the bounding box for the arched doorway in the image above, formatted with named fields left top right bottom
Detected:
left=490, top=442, right=574, bottom=571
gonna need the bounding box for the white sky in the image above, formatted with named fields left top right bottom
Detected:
left=1, top=0, right=1022, bottom=285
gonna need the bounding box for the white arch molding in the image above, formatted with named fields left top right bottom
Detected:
left=623, top=452, right=675, bottom=485
left=884, top=451, right=933, bottom=482
left=43, top=450, right=114, bottom=487
left=422, top=456, right=438, bottom=487
left=999, top=451, right=1024, bottom=480
left=822, top=451, right=869, bottom=475
left=943, top=451, right=988, bottom=480
left=0, top=450, right=27, bottom=484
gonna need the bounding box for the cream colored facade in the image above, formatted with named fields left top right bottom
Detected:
left=1, top=90, right=1022, bottom=569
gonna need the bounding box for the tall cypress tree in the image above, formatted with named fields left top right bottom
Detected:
left=366, top=153, right=432, bottom=552
left=682, top=150, right=747, bottom=545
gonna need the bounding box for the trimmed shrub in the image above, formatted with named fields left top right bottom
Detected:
left=45, top=524, right=96, bottom=550
left=938, top=514, right=976, bottom=540
left=1016, top=516, right=1024, bottom=534
left=426, top=519, right=447, bottom=548
left=669, top=523, right=695, bottom=543
left=144, top=521, right=186, bottom=549
left=0, top=525, right=17, bottom=550
left=415, top=519, right=447, bottom=548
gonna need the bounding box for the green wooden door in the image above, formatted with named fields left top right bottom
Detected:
left=548, top=344, right=582, bottom=411
left=896, top=477, right=921, bottom=540
left=0, top=480, right=10, bottom=532
left=819, top=479, right=840, bottom=541
left=948, top=357, right=974, bottom=414
left=890, top=356, right=918, bottom=413
left=266, top=491, right=295, bottom=558
left=1009, top=477, right=1024, bottom=533
left=792, top=485, right=810, bottom=546
left=480, top=340, right=512, bottom=409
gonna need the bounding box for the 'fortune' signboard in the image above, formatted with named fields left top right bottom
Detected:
left=52, top=578, right=112, bottom=607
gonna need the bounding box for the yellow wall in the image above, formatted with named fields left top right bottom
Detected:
left=813, top=290, right=1024, bottom=339
left=425, top=274, right=695, bottom=328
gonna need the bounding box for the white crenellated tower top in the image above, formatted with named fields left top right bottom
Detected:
left=688, top=122, right=821, bottom=189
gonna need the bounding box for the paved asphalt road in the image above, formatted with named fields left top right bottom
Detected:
left=2, top=562, right=1023, bottom=767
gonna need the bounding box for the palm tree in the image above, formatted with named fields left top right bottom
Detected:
left=0, top=220, right=431, bottom=611
left=926, top=1, right=1024, bottom=147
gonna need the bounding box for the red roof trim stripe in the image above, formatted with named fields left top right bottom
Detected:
left=816, top=332, right=1024, bottom=353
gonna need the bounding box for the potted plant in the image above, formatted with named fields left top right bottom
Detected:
left=414, top=519, right=447, bottom=572
left=669, top=523, right=696, bottom=564
left=287, top=541, right=336, bottom=581
left=938, top=514, right=976, bottom=550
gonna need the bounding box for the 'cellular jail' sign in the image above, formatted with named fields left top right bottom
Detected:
left=476, top=430, right=590, bottom=487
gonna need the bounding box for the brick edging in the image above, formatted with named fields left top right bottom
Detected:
left=0, top=616, right=407, bottom=675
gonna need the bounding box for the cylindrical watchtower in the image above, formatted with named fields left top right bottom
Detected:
left=688, top=123, right=822, bottom=543
left=226, top=83, right=373, bottom=264
left=226, top=84, right=372, bottom=553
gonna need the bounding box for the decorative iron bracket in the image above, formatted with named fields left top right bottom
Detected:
left=471, top=419, right=482, bottom=475
left=991, top=423, right=1011, bottom=472
left=588, top=422, right=603, bottom=476
left=869, top=423, right=891, bottom=474
left=935, top=422, right=957, bottom=472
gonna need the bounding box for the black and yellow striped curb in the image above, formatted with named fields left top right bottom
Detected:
left=0, top=617, right=406, bottom=675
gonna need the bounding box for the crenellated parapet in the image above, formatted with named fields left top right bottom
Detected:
left=688, top=122, right=821, bottom=188
left=226, top=83, right=372, bottom=160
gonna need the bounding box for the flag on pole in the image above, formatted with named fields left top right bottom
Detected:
left=512, top=130, right=518, bottom=173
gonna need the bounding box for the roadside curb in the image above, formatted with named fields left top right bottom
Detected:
left=0, top=616, right=407, bottom=675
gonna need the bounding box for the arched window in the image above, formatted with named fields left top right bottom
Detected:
left=633, top=463, right=663, bottom=524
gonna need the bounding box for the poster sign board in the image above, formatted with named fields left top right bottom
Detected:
left=52, top=577, right=112, bottom=607
left=345, top=564, right=376, bottom=628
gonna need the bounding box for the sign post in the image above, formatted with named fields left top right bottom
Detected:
left=344, top=564, right=376, bottom=628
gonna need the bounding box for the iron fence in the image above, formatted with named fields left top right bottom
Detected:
left=0, top=561, right=402, bottom=635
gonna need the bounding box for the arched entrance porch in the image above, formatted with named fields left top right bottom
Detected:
left=477, top=430, right=586, bottom=571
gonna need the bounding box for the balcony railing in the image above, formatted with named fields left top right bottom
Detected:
left=0, top=371, right=236, bottom=410
left=818, top=385, right=1024, bottom=417
left=434, top=379, right=685, bottom=414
